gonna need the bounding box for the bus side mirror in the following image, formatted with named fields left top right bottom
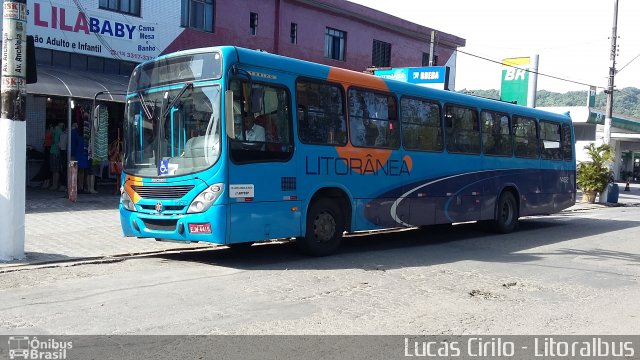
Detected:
left=225, top=90, right=235, bottom=139
left=26, top=35, right=37, bottom=84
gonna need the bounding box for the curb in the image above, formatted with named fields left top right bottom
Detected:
left=0, top=245, right=216, bottom=273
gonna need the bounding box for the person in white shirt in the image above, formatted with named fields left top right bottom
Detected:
left=243, top=113, right=266, bottom=149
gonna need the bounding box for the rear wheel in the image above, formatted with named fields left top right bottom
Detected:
left=297, top=199, right=344, bottom=256
left=493, top=191, right=518, bottom=233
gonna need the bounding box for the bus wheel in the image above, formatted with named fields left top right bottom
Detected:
left=493, top=191, right=518, bottom=233
left=298, top=199, right=344, bottom=256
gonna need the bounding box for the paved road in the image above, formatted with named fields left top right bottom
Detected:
left=1, top=205, right=639, bottom=335
left=2, top=182, right=638, bottom=268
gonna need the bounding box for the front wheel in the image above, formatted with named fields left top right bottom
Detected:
left=493, top=191, right=518, bottom=233
left=297, top=199, right=344, bottom=256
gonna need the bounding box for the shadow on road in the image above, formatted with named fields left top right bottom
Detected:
left=156, top=214, right=640, bottom=271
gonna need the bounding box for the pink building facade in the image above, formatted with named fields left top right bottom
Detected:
left=164, top=0, right=466, bottom=74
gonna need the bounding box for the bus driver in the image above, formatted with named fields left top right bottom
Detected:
left=243, top=113, right=266, bottom=149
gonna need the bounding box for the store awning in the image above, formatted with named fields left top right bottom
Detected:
left=26, top=65, right=129, bottom=103
left=587, top=109, right=640, bottom=133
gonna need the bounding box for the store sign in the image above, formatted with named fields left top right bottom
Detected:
left=26, top=1, right=159, bottom=62
left=374, top=66, right=450, bottom=90
left=500, top=57, right=530, bottom=106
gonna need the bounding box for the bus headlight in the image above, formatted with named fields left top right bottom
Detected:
left=188, top=183, right=223, bottom=214
left=121, top=190, right=136, bottom=212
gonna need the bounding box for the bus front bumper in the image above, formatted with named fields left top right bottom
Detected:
left=120, top=205, right=226, bottom=244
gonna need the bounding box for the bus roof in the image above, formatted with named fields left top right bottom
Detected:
left=147, top=46, right=571, bottom=123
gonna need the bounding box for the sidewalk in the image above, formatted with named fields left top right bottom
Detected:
left=2, top=182, right=640, bottom=270
left=1, top=183, right=213, bottom=270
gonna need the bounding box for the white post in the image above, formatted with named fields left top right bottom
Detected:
left=527, top=54, right=539, bottom=108
left=0, top=0, right=27, bottom=261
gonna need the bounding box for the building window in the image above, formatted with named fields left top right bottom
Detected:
left=250, top=12, right=258, bottom=35
left=422, top=52, right=438, bottom=66
left=181, top=0, right=214, bottom=32
left=290, top=23, right=297, bottom=44
left=372, top=39, right=391, bottom=68
left=324, top=28, right=345, bottom=61
left=99, top=0, right=140, bottom=16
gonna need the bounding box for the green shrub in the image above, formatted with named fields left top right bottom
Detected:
left=576, top=143, right=613, bottom=193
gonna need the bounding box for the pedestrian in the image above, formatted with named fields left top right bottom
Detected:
left=48, top=122, right=64, bottom=190
left=40, top=123, right=54, bottom=189
left=57, top=123, right=68, bottom=192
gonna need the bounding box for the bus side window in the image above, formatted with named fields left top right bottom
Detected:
left=445, top=104, right=479, bottom=154
left=562, top=123, right=573, bottom=161
left=481, top=110, right=511, bottom=156
left=296, top=79, right=346, bottom=146
left=513, top=115, right=539, bottom=158
left=348, top=88, right=399, bottom=149
left=540, top=120, right=562, bottom=160
left=400, top=96, right=442, bottom=152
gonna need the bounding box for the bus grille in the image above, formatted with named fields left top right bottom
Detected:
left=131, top=185, right=195, bottom=199
left=142, top=218, right=178, bottom=231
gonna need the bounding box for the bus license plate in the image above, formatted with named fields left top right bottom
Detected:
left=189, top=223, right=212, bottom=234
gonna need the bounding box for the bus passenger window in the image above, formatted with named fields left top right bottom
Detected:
left=481, top=110, right=512, bottom=156
left=562, top=123, right=573, bottom=161
left=400, top=97, right=442, bottom=152
left=295, top=80, right=346, bottom=146
left=513, top=116, right=538, bottom=158
left=348, top=88, right=399, bottom=149
left=540, top=121, right=562, bottom=160
left=445, top=104, right=479, bottom=154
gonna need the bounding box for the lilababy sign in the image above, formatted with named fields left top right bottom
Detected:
left=26, top=1, right=161, bottom=62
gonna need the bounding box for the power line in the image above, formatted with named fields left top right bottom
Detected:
left=617, top=52, right=640, bottom=74
left=455, top=48, right=602, bottom=90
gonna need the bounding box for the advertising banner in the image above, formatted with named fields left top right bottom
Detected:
left=374, top=66, right=450, bottom=90
left=500, top=57, right=530, bottom=106
left=26, top=1, right=161, bottom=62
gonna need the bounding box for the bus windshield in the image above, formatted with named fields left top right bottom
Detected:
left=123, top=84, right=222, bottom=177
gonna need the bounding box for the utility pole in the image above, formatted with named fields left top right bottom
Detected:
left=527, top=54, right=539, bottom=108
left=428, top=30, right=436, bottom=66
left=604, top=0, right=619, bottom=145
left=0, top=0, right=27, bottom=261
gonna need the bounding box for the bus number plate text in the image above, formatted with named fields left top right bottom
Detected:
left=189, top=223, right=212, bottom=234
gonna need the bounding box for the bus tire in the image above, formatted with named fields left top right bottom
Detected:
left=493, top=191, right=518, bottom=233
left=297, top=198, right=344, bottom=256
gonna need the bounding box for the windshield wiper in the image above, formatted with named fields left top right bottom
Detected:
left=162, top=82, right=193, bottom=119
left=137, top=91, right=154, bottom=120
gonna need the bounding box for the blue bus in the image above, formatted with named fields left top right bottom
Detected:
left=120, top=46, right=576, bottom=255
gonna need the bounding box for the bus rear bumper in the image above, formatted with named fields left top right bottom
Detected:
left=120, top=206, right=226, bottom=245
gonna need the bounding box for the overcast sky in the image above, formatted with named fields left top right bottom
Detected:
left=348, top=0, right=640, bottom=93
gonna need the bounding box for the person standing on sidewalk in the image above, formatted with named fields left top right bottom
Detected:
left=40, top=123, right=54, bottom=189
left=57, top=124, right=69, bottom=192
left=48, top=122, right=64, bottom=190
